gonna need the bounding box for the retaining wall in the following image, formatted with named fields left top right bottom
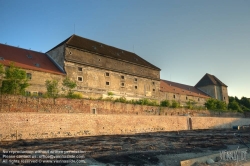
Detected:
left=0, top=113, right=249, bottom=141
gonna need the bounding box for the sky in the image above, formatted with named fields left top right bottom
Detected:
left=0, top=0, right=249, bottom=98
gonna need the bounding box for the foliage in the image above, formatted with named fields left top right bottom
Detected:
left=45, top=79, right=59, bottom=98
left=114, top=96, right=127, bottom=103
left=0, top=64, right=4, bottom=77
left=160, top=100, right=171, bottom=107
left=62, top=77, right=77, bottom=97
left=228, top=96, right=250, bottom=112
left=1, top=63, right=29, bottom=95
left=204, top=98, right=227, bottom=111
left=67, top=92, right=82, bottom=99
left=107, top=91, right=114, bottom=96
left=186, top=100, right=197, bottom=109
left=171, top=100, right=180, bottom=108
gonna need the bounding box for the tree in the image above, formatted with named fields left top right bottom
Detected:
left=62, top=77, right=77, bottom=97
left=1, top=63, right=29, bottom=95
left=45, top=79, right=59, bottom=98
left=160, top=100, right=171, bottom=107
left=204, top=98, right=227, bottom=110
left=171, top=100, right=180, bottom=108
left=228, top=100, right=242, bottom=112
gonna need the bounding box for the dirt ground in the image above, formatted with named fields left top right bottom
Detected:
left=0, top=129, right=249, bottom=166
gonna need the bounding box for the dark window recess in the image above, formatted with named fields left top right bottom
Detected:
left=198, top=98, right=200, bottom=101
left=134, top=78, right=137, bottom=82
left=153, top=89, right=155, bottom=91
left=38, top=92, right=43, bottom=96
left=78, top=77, right=83, bottom=81
left=186, top=97, right=188, bottom=100
left=106, top=82, right=110, bottom=85
left=106, top=72, right=110, bottom=76
left=0, top=57, right=4, bottom=60
left=25, top=91, right=31, bottom=96
left=26, top=73, right=32, bottom=80
left=121, top=82, right=125, bottom=87
left=35, top=63, right=40, bottom=67
left=173, top=95, right=175, bottom=98
left=78, top=67, right=82, bottom=71
left=121, top=75, right=125, bottom=79
left=27, top=54, right=32, bottom=59
left=135, top=86, right=138, bottom=89
left=152, top=82, right=155, bottom=85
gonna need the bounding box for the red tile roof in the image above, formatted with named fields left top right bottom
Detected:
left=0, top=44, right=65, bottom=75
left=195, top=73, right=227, bottom=87
left=47, top=35, right=160, bottom=71
left=160, top=79, right=210, bottom=98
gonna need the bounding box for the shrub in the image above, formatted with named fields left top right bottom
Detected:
left=160, top=100, right=171, bottom=107
left=171, top=100, right=180, bottom=108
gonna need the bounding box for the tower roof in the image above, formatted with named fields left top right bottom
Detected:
left=195, top=73, right=227, bottom=87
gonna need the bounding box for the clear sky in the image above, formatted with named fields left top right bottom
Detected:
left=1, top=0, right=249, bottom=98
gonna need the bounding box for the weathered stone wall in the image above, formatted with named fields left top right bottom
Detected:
left=25, top=69, right=65, bottom=95
left=0, top=113, right=249, bottom=141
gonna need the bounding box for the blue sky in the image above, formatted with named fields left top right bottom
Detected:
left=1, top=0, right=249, bottom=98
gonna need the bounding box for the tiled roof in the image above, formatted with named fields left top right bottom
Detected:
left=195, top=73, right=227, bottom=87
left=0, top=44, right=65, bottom=75
left=160, top=79, right=210, bottom=98
left=48, top=35, right=160, bottom=70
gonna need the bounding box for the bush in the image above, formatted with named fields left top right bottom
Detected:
left=160, top=100, right=171, bottom=107
left=171, top=100, right=180, bottom=108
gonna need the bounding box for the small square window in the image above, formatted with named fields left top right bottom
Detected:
left=121, top=82, right=125, bottom=87
left=105, top=72, right=110, bottom=77
left=153, top=89, right=155, bottom=91
left=121, top=75, right=124, bottom=79
left=78, top=67, right=82, bottom=72
left=25, top=91, right=31, bottom=96
left=198, top=98, right=200, bottom=101
left=135, top=86, right=138, bottom=89
left=186, top=96, right=188, bottom=100
left=78, top=77, right=83, bottom=82
left=26, top=73, right=32, bottom=80
left=134, top=78, right=137, bottom=82
left=173, top=95, right=175, bottom=98
left=152, top=82, right=155, bottom=85
left=106, top=81, right=110, bottom=86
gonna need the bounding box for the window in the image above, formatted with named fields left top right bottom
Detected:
left=106, top=81, right=110, bottom=86
left=198, top=98, right=200, bottom=101
left=0, top=57, right=4, bottom=60
left=26, top=73, right=32, bottom=80
left=173, top=94, right=175, bottom=98
left=153, top=89, right=155, bottom=92
left=121, top=82, right=125, bottom=87
left=134, top=78, right=137, bottom=82
left=78, top=67, right=82, bottom=72
left=121, top=75, right=124, bottom=79
left=25, top=91, right=31, bottom=96
left=77, top=76, right=83, bottom=82
left=27, top=54, right=32, bottom=59
left=33, top=92, right=38, bottom=96
left=152, top=82, right=155, bottom=85
left=105, top=72, right=110, bottom=77
left=186, top=96, right=188, bottom=100
left=135, top=86, right=138, bottom=89
left=38, top=92, right=43, bottom=96
left=35, top=63, right=40, bottom=67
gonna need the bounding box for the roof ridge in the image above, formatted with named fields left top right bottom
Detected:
left=0, top=43, right=43, bottom=54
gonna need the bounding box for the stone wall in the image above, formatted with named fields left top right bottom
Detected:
left=0, top=95, right=245, bottom=117
left=0, top=113, right=249, bottom=141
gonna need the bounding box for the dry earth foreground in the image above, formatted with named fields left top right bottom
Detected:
left=0, top=129, right=249, bottom=166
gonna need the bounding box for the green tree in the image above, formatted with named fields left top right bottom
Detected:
left=228, top=100, right=242, bottom=112
left=186, top=100, right=197, bottom=109
left=204, top=98, right=227, bottom=110
left=1, top=63, right=29, bottom=95
left=160, top=100, right=171, bottom=107
left=62, top=77, right=77, bottom=97
left=45, top=79, right=59, bottom=98
left=171, top=100, right=180, bottom=108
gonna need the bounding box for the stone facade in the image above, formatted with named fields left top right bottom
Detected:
left=195, top=73, right=229, bottom=103
left=47, top=35, right=161, bottom=100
